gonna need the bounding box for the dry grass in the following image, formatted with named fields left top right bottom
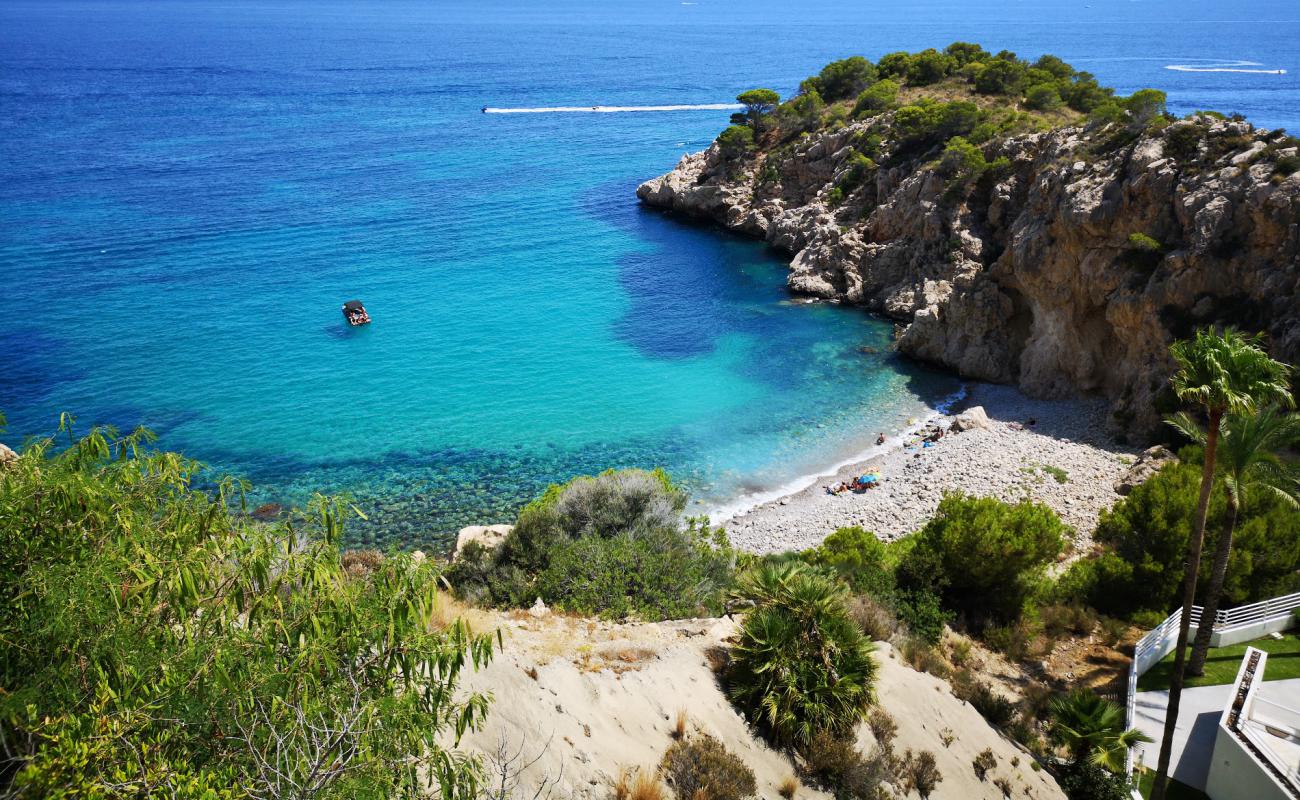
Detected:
left=428, top=591, right=497, bottom=633
left=523, top=665, right=539, bottom=681
left=778, top=775, right=798, bottom=799
left=613, top=768, right=665, bottom=800
left=672, top=709, right=688, bottom=740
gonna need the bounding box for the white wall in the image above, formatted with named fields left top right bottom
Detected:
left=1204, top=725, right=1293, bottom=800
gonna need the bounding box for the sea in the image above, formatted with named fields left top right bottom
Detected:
left=3, top=0, right=1299, bottom=550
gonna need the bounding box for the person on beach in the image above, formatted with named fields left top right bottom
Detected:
left=876, top=432, right=886, bottom=445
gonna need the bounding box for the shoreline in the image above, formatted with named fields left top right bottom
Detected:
left=699, top=384, right=969, bottom=524
left=714, top=383, right=1140, bottom=554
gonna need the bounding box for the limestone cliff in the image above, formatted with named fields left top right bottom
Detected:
left=638, top=116, right=1300, bottom=436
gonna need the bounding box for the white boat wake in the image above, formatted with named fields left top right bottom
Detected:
left=483, top=103, right=742, bottom=114
left=1165, top=60, right=1286, bottom=74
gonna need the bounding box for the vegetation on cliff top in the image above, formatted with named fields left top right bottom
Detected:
left=714, top=43, right=1300, bottom=211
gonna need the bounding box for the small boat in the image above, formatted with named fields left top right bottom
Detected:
left=342, top=299, right=371, bottom=326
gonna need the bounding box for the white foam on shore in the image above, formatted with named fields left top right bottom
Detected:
left=1165, top=60, right=1286, bottom=74
left=483, top=103, right=742, bottom=114
left=701, top=385, right=969, bottom=526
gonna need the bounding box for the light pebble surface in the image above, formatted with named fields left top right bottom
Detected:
left=721, top=383, right=1140, bottom=554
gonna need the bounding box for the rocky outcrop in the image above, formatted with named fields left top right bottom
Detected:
left=454, top=524, right=513, bottom=559
left=1114, top=445, right=1177, bottom=495
left=638, top=117, right=1300, bottom=437
left=0, top=442, right=16, bottom=471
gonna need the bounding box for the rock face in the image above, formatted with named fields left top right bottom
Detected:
left=638, top=116, right=1300, bottom=436
left=0, top=442, right=16, bottom=470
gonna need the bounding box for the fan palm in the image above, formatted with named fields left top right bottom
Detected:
left=727, top=563, right=876, bottom=748
left=1151, top=328, right=1293, bottom=800
left=1167, top=406, right=1300, bottom=675
left=1050, top=690, right=1152, bottom=773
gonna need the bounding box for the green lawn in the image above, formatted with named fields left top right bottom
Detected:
left=1135, top=771, right=1211, bottom=800
left=1137, top=631, right=1300, bottom=691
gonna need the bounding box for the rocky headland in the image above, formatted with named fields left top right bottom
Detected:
left=639, top=102, right=1300, bottom=438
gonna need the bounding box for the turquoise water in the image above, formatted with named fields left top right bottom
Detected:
left=3, top=1, right=1299, bottom=548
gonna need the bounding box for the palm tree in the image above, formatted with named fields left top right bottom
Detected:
left=1150, top=328, right=1293, bottom=800
left=1050, top=690, right=1152, bottom=773
left=727, top=562, right=876, bottom=748
left=1168, top=406, right=1300, bottom=676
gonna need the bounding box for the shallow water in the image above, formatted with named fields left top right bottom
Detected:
left=3, top=0, right=1298, bottom=549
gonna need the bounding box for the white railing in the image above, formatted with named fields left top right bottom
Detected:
left=1216, top=591, right=1300, bottom=631
left=1123, top=592, right=1300, bottom=792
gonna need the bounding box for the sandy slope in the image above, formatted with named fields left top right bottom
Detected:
left=454, top=608, right=1065, bottom=799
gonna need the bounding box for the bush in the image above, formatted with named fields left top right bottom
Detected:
left=448, top=469, right=736, bottom=620
left=727, top=564, right=876, bottom=747
left=806, top=56, right=878, bottom=102
left=938, top=136, right=989, bottom=185
left=536, top=524, right=734, bottom=619
left=1025, top=83, right=1063, bottom=111
left=952, top=671, right=1019, bottom=728
left=896, top=493, right=1066, bottom=626
left=906, top=48, right=956, bottom=85
left=901, top=750, right=943, bottom=799
left=975, top=59, right=1027, bottom=95
left=901, top=637, right=952, bottom=679
left=1055, top=762, right=1130, bottom=800
left=660, top=734, right=756, bottom=800
left=894, top=101, right=983, bottom=149
left=894, top=588, right=949, bottom=644
left=853, top=79, right=900, bottom=116
left=1276, top=154, right=1300, bottom=176
left=802, top=732, right=891, bottom=799
left=973, top=748, right=997, bottom=780
left=807, top=526, right=894, bottom=596
left=717, top=124, right=755, bottom=156
left=847, top=593, right=900, bottom=641
left=1126, top=232, right=1162, bottom=253
left=1061, top=459, right=1300, bottom=615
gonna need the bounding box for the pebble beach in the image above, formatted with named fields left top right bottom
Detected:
left=720, top=383, right=1141, bottom=554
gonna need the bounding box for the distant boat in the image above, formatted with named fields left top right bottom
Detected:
left=342, top=299, right=371, bottom=326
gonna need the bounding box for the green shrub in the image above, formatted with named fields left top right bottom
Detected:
left=717, top=124, right=755, bottom=156
left=1025, top=83, right=1063, bottom=111
left=1126, top=232, right=1162, bottom=253
left=975, top=59, right=1027, bottom=95
left=906, top=48, right=956, bottom=85
left=536, top=524, right=733, bottom=619
left=660, top=733, right=756, bottom=800
left=896, top=493, right=1066, bottom=626
left=1276, top=154, right=1300, bottom=176
left=727, top=564, right=876, bottom=747
left=1061, top=459, right=1300, bottom=615
left=853, top=79, right=900, bottom=116
left=938, top=136, right=989, bottom=185
left=894, top=101, right=983, bottom=149
left=449, top=469, right=736, bottom=620
left=0, top=421, right=495, bottom=798
left=1165, top=123, right=1203, bottom=162
left=806, top=56, right=879, bottom=102
left=1055, top=762, right=1131, bottom=800
left=806, top=526, right=894, bottom=596
left=893, top=589, right=950, bottom=644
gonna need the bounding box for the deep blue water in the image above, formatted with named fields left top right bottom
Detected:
left=3, top=0, right=1299, bottom=548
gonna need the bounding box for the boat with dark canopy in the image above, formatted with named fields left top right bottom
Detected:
left=342, top=300, right=371, bottom=326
